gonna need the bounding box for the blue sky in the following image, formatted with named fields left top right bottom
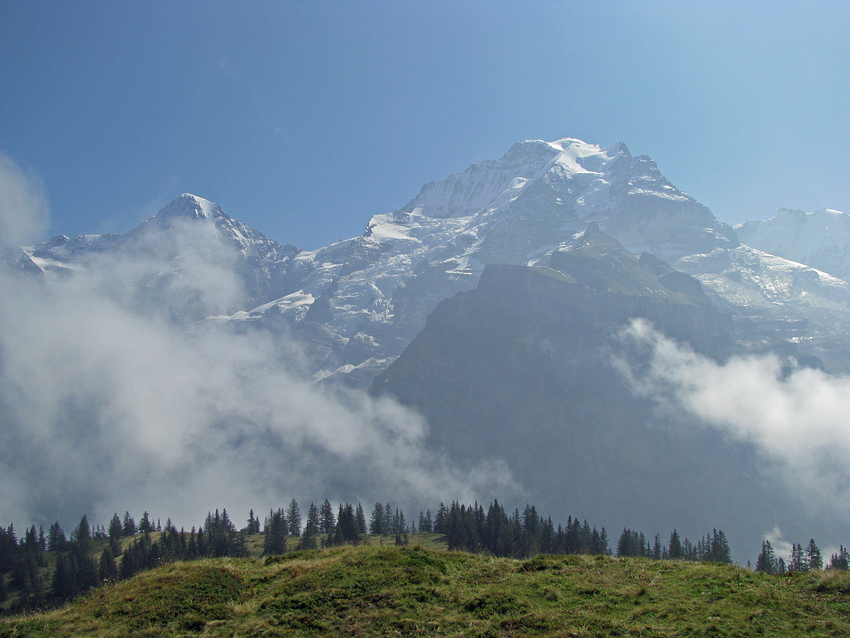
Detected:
left=1, top=0, right=848, bottom=250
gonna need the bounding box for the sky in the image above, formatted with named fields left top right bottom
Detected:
left=1, top=1, right=848, bottom=250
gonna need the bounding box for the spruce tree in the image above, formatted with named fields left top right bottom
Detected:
left=355, top=503, right=367, bottom=536
left=286, top=499, right=302, bottom=536
left=829, top=545, right=850, bottom=570
left=108, top=514, right=123, bottom=541
left=99, top=545, right=118, bottom=583
left=73, top=515, right=91, bottom=555
left=139, top=512, right=152, bottom=534
left=320, top=499, right=335, bottom=534
left=789, top=543, right=806, bottom=572
left=301, top=503, right=320, bottom=549
left=370, top=502, right=385, bottom=535
left=246, top=509, right=260, bottom=534
left=122, top=512, right=137, bottom=536
left=756, top=540, right=778, bottom=574
left=263, top=509, right=287, bottom=555
left=805, top=539, right=823, bottom=571
left=51, top=551, right=70, bottom=601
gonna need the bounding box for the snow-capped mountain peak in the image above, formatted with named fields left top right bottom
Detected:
left=154, top=193, right=223, bottom=222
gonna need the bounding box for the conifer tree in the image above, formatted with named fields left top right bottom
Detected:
left=320, top=499, right=335, bottom=534
left=108, top=514, right=123, bottom=541
left=139, top=512, right=152, bottom=534
left=355, top=503, right=367, bottom=536
left=263, top=509, right=287, bottom=555
left=337, top=503, right=359, bottom=543
left=708, top=529, right=731, bottom=564
left=301, top=503, right=320, bottom=550
left=756, top=540, right=779, bottom=574
left=667, top=529, right=682, bottom=559
left=286, top=499, right=302, bottom=536
left=73, top=515, right=91, bottom=555
left=370, top=502, right=385, bottom=535
left=789, top=543, right=806, bottom=572
left=829, top=545, right=850, bottom=570
left=652, top=534, right=662, bottom=561
left=805, top=539, right=823, bottom=571
left=246, top=509, right=260, bottom=534
left=99, top=545, right=118, bottom=584
left=122, top=512, right=137, bottom=536
left=51, top=551, right=70, bottom=601
left=434, top=503, right=448, bottom=534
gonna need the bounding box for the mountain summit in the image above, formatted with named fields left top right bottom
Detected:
left=21, top=137, right=850, bottom=377
left=397, top=137, right=737, bottom=264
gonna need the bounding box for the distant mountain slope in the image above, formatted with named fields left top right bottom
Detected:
left=26, top=194, right=301, bottom=312
left=675, top=243, right=850, bottom=371
left=736, top=208, right=850, bottom=281
left=370, top=227, right=800, bottom=558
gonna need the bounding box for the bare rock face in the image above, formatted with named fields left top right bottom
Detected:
left=371, top=226, right=837, bottom=562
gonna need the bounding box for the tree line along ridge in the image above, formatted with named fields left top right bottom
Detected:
left=1, top=498, right=846, bottom=614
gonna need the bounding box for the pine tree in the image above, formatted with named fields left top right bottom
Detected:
left=805, top=539, right=823, bottom=571
left=139, top=512, right=152, bottom=534
left=789, top=543, right=806, bottom=572
left=652, top=534, right=662, bottom=561
left=99, top=545, right=118, bottom=584
left=708, top=529, right=731, bottom=564
left=756, top=540, right=778, bottom=574
left=370, top=502, right=385, bottom=535
left=829, top=545, right=850, bottom=570
left=355, top=503, right=367, bottom=536
left=73, top=515, right=92, bottom=555
left=108, top=513, right=123, bottom=541
left=263, top=509, right=287, bottom=555
left=393, top=508, right=405, bottom=535
left=337, top=503, right=359, bottom=543
left=51, top=551, right=71, bottom=601
left=286, top=499, right=302, bottom=536
left=122, top=512, right=137, bottom=536
left=246, top=509, right=260, bottom=534
left=319, top=499, right=335, bottom=534
left=301, top=503, right=320, bottom=550
left=434, top=503, right=448, bottom=534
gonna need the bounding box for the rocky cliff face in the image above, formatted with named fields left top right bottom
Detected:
left=371, top=228, right=829, bottom=560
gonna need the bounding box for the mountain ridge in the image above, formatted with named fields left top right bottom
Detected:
left=18, top=138, right=850, bottom=379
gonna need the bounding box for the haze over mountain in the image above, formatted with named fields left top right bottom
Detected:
left=4, top=136, right=850, bottom=562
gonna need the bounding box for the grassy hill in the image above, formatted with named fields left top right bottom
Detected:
left=2, top=544, right=849, bottom=637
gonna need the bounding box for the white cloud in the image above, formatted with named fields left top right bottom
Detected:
left=0, top=153, right=50, bottom=246
left=615, top=318, right=850, bottom=522
left=0, top=221, right=518, bottom=530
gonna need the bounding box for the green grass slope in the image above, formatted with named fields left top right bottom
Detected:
left=2, top=545, right=849, bottom=637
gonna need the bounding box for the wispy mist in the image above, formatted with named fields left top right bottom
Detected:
left=616, top=318, right=850, bottom=523
left=0, top=206, right=518, bottom=530
left=0, top=153, right=50, bottom=247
